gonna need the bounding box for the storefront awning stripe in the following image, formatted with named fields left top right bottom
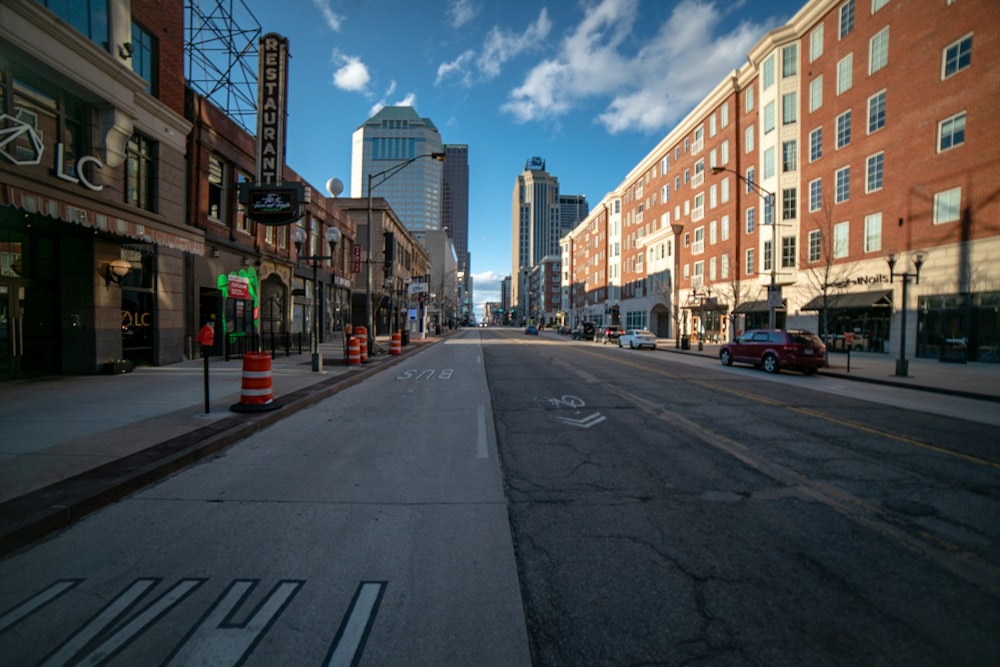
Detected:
left=801, top=289, right=893, bottom=311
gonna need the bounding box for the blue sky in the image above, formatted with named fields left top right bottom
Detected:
left=238, top=0, right=805, bottom=316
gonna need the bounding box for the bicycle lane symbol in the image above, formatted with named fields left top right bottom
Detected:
left=536, top=394, right=605, bottom=428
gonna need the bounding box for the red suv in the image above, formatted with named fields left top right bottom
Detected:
left=720, top=329, right=826, bottom=374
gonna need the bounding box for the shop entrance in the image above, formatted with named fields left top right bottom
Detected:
left=0, top=282, right=20, bottom=379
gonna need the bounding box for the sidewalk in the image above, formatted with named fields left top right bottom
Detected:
left=2, top=330, right=998, bottom=556
left=654, top=339, right=1000, bottom=402
left=0, top=333, right=443, bottom=556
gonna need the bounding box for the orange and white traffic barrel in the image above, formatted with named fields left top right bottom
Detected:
left=230, top=352, right=280, bottom=412
left=390, top=331, right=402, bottom=355
left=355, top=325, right=368, bottom=362
left=347, top=336, right=361, bottom=365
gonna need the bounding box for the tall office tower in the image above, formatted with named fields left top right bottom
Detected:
left=443, top=144, right=471, bottom=319
left=350, top=106, right=445, bottom=235
left=512, top=157, right=559, bottom=313
left=558, top=194, right=589, bottom=236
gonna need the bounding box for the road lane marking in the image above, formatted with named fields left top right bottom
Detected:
left=0, top=579, right=82, bottom=634
left=164, top=579, right=302, bottom=666
left=477, top=404, right=489, bottom=458
left=325, top=581, right=386, bottom=667
left=42, top=578, right=204, bottom=667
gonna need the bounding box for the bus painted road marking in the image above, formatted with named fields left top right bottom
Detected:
left=325, top=581, right=386, bottom=667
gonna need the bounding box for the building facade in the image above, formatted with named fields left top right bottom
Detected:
left=350, top=106, right=445, bottom=238
left=443, top=143, right=471, bottom=322
left=561, top=0, right=1000, bottom=362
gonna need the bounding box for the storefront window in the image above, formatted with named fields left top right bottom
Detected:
left=918, top=292, right=1000, bottom=362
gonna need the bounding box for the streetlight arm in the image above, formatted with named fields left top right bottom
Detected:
left=369, top=152, right=446, bottom=193
left=710, top=166, right=774, bottom=204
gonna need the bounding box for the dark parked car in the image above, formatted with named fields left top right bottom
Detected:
left=572, top=322, right=596, bottom=341
left=720, top=329, right=827, bottom=374
left=525, top=324, right=539, bottom=335
left=596, top=325, right=624, bottom=344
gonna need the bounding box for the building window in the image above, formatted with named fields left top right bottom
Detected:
left=864, top=212, right=882, bottom=253
left=126, top=133, right=156, bottom=211
left=764, top=194, right=774, bottom=225
left=236, top=172, right=252, bottom=233
left=710, top=184, right=717, bottom=209
left=720, top=103, right=729, bottom=128
left=763, top=54, right=775, bottom=89
left=764, top=101, right=775, bottom=134
left=721, top=140, right=729, bottom=165
left=835, top=167, right=851, bottom=204
left=661, top=155, right=669, bottom=174
left=869, top=27, right=889, bottom=74
left=764, top=239, right=773, bottom=273
left=938, top=112, right=966, bottom=151
left=810, top=24, right=824, bottom=62
left=810, top=127, right=823, bottom=162
left=746, top=166, right=756, bottom=193
left=722, top=215, right=730, bottom=241
left=38, top=0, right=109, bottom=46
left=836, top=110, right=852, bottom=148
left=808, top=229, right=822, bottom=263
left=783, top=188, right=797, bottom=221
left=782, top=236, right=797, bottom=269
left=721, top=178, right=730, bottom=204
left=746, top=206, right=756, bottom=235
left=745, top=125, right=755, bottom=153
left=840, top=0, right=856, bottom=39
left=763, top=146, right=775, bottom=179
left=693, top=193, right=705, bottom=222
left=837, top=54, right=854, bottom=94
left=868, top=90, right=886, bottom=133
left=746, top=248, right=755, bottom=275
left=693, top=159, right=705, bottom=187
left=783, top=44, right=798, bottom=77
left=943, top=34, right=973, bottom=79
left=745, top=85, right=754, bottom=112
left=834, top=221, right=849, bottom=258
left=933, top=187, right=961, bottom=224
left=693, top=126, right=704, bottom=153
left=782, top=92, right=797, bottom=125
left=809, top=178, right=822, bottom=212
left=810, top=76, right=823, bottom=112
left=131, top=21, right=157, bottom=95
left=721, top=253, right=730, bottom=278
left=872, top=0, right=890, bottom=12
left=782, top=140, right=798, bottom=172
left=866, top=152, right=884, bottom=193
left=208, top=156, right=225, bottom=221
left=709, top=115, right=717, bottom=138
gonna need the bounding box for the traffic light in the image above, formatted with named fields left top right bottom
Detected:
left=383, top=232, right=395, bottom=277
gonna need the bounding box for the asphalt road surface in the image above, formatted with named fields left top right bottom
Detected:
left=1, top=328, right=997, bottom=666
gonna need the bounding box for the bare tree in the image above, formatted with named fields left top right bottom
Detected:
left=800, top=199, right=853, bottom=352
left=714, top=253, right=763, bottom=342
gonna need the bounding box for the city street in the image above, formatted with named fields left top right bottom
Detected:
left=1, top=328, right=998, bottom=665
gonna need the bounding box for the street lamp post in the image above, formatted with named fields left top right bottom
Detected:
left=294, top=226, right=342, bottom=372
left=366, top=152, right=446, bottom=350
left=886, top=251, right=926, bottom=377
left=710, top=166, right=778, bottom=329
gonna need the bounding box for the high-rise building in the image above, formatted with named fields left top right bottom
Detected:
left=443, top=144, right=471, bottom=321
left=511, top=157, right=587, bottom=320
left=350, top=106, right=445, bottom=237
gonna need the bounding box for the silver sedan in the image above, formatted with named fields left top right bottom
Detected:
left=618, top=329, right=657, bottom=349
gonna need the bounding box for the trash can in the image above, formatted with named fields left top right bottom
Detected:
left=401, top=328, right=410, bottom=346
left=680, top=335, right=690, bottom=350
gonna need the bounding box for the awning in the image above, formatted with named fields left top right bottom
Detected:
left=801, top=289, right=893, bottom=311
left=733, top=300, right=769, bottom=314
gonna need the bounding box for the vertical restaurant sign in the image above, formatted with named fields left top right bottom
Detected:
left=256, top=33, right=289, bottom=186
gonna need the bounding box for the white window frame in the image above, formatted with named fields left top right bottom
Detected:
left=933, top=187, right=961, bottom=224
left=745, top=125, right=755, bottom=153
left=809, top=127, right=823, bottom=162
left=835, top=166, right=851, bottom=204
left=808, top=229, right=822, bottom=263
left=942, top=34, right=973, bottom=80
left=810, top=76, right=823, bottom=113
left=837, top=54, right=854, bottom=94
left=809, top=178, right=822, bottom=212
left=864, top=212, right=882, bottom=253
left=938, top=111, right=966, bottom=152
left=833, top=221, right=850, bottom=259
left=810, top=24, right=824, bottom=62
left=868, top=90, right=886, bottom=134
left=836, top=110, right=852, bottom=149
left=869, top=26, right=889, bottom=74
left=866, top=152, right=884, bottom=193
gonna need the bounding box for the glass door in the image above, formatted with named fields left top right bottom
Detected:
left=0, top=281, right=23, bottom=379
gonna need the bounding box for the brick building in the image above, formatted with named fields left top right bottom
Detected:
left=562, top=0, right=999, bottom=361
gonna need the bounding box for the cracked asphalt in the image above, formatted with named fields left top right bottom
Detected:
left=484, top=329, right=1000, bottom=666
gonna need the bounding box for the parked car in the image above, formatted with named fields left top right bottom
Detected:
left=720, top=329, right=827, bottom=374
left=571, top=322, right=596, bottom=341
left=596, top=325, right=624, bottom=344
left=618, top=329, right=657, bottom=350
left=525, top=324, right=539, bottom=335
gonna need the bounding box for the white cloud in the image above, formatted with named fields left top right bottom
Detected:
left=311, top=0, right=344, bottom=31
left=447, top=0, right=477, bottom=28
left=436, top=10, right=551, bottom=87
left=502, top=0, right=775, bottom=134
left=368, top=92, right=418, bottom=119
left=331, top=51, right=370, bottom=92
